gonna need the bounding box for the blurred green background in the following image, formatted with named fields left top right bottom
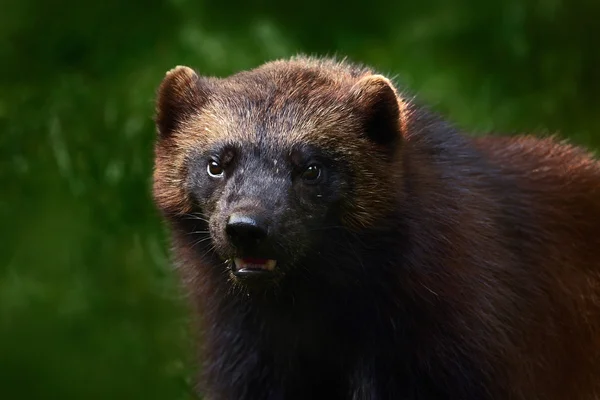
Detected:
left=1, top=0, right=598, bottom=398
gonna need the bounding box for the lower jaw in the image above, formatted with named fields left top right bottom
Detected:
left=231, top=268, right=275, bottom=279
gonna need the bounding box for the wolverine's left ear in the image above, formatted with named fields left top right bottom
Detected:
left=155, top=66, right=211, bottom=138
left=349, top=74, right=401, bottom=148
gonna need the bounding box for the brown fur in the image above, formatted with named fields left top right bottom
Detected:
left=153, top=56, right=600, bottom=399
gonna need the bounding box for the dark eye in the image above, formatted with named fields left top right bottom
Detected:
left=301, top=164, right=322, bottom=184
left=207, top=160, right=224, bottom=178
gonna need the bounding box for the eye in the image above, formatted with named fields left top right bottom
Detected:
left=301, top=164, right=322, bottom=184
left=207, top=160, right=224, bottom=178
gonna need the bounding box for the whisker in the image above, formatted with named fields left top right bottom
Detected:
left=195, top=245, right=220, bottom=265
left=191, top=236, right=213, bottom=249
left=182, top=213, right=210, bottom=223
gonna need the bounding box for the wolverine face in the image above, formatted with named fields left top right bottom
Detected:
left=185, top=139, right=350, bottom=281
left=153, top=58, right=403, bottom=286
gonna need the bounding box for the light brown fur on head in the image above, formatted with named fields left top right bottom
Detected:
left=154, top=56, right=407, bottom=228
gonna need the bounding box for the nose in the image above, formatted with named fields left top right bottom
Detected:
left=226, top=213, right=269, bottom=249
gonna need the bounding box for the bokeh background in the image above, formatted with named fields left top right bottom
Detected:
left=1, top=0, right=599, bottom=398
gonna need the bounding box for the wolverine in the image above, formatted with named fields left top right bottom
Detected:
left=152, top=56, right=600, bottom=399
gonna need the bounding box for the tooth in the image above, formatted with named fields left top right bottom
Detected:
left=234, top=258, right=245, bottom=270
left=265, top=260, right=277, bottom=271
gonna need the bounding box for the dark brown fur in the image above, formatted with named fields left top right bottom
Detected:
left=152, top=56, right=600, bottom=399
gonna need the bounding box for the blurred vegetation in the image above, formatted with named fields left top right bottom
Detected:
left=1, top=0, right=598, bottom=398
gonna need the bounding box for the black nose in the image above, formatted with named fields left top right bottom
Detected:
left=226, top=213, right=268, bottom=249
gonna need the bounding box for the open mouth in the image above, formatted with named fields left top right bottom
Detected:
left=231, top=257, right=277, bottom=277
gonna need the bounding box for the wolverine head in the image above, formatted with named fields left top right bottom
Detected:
left=153, top=57, right=406, bottom=286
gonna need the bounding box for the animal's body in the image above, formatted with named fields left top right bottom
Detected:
left=152, top=56, right=600, bottom=399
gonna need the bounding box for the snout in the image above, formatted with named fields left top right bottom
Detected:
left=225, top=212, right=278, bottom=278
left=226, top=213, right=269, bottom=249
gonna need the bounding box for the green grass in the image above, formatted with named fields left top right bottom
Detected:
left=1, top=0, right=598, bottom=398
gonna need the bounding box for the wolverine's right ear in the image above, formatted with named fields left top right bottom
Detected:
left=155, top=66, right=210, bottom=138
left=349, top=74, right=402, bottom=148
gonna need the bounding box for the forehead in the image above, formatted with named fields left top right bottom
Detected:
left=196, top=69, right=362, bottom=152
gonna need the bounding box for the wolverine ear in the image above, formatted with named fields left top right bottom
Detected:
left=155, top=66, right=210, bottom=138
left=350, top=74, right=401, bottom=148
